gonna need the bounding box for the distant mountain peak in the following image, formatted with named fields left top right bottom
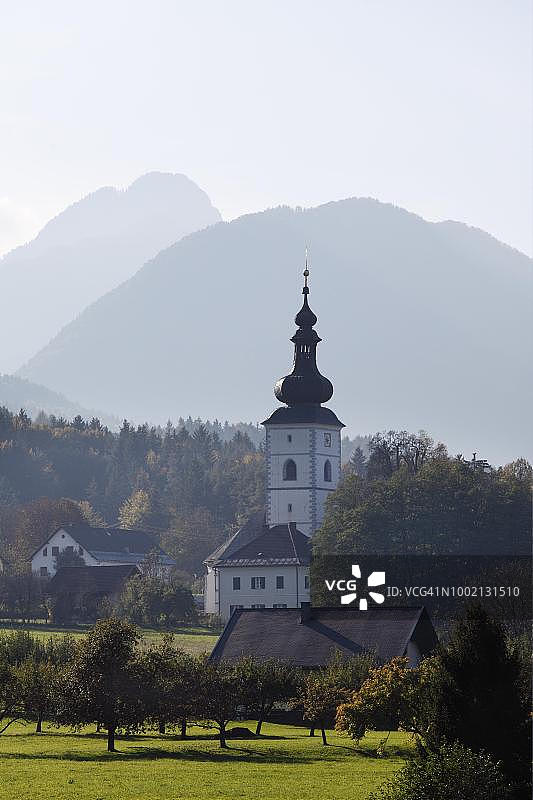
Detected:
left=0, top=173, right=222, bottom=373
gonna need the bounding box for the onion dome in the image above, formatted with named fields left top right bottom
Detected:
left=274, top=266, right=334, bottom=406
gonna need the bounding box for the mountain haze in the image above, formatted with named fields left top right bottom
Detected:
left=0, top=172, right=221, bottom=372
left=18, top=199, right=533, bottom=465
left=0, top=374, right=119, bottom=428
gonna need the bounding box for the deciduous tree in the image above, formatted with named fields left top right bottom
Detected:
left=55, top=618, right=143, bottom=751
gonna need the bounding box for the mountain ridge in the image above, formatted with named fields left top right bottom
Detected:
left=17, top=196, right=533, bottom=465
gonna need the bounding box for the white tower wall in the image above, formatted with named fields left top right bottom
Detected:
left=265, top=422, right=342, bottom=536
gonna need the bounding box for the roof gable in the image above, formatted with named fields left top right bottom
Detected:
left=205, top=512, right=266, bottom=564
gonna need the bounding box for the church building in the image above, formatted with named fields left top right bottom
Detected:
left=204, top=266, right=344, bottom=620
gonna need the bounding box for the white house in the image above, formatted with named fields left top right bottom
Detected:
left=30, top=522, right=176, bottom=577
left=205, top=267, right=344, bottom=620
left=204, top=513, right=311, bottom=620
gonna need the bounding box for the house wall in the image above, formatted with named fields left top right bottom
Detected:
left=205, top=564, right=310, bottom=621
left=205, top=565, right=217, bottom=615
left=31, top=528, right=98, bottom=577
left=265, top=423, right=342, bottom=536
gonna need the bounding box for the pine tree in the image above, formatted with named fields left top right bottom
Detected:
left=441, top=604, right=530, bottom=783
left=349, top=446, right=367, bottom=477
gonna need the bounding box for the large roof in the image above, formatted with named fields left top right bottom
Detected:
left=215, top=524, right=310, bottom=567
left=31, top=523, right=176, bottom=565
left=205, top=514, right=310, bottom=567
left=210, top=606, right=438, bottom=666
left=47, top=564, right=139, bottom=596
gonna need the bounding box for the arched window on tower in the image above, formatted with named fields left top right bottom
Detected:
left=324, top=459, right=332, bottom=482
left=283, top=459, right=297, bottom=481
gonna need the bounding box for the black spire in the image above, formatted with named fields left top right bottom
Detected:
left=274, top=266, right=334, bottom=406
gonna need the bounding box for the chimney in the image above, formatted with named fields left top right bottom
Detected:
left=299, top=601, right=312, bottom=624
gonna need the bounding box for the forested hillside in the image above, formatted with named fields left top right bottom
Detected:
left=0, top=407, right=264, bottom=576
left=1, top=408, right=528, bottom=583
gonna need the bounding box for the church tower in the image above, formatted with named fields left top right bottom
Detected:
left=262, top=266, right=344, bottom=536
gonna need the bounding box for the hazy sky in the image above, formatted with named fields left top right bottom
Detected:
left=1, top=0, right=532, bottom=257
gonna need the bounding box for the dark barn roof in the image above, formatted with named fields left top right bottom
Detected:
left=31, top=523, right=176, bottom=565
left=210, top=606, right=438, bottom=667
left=47, top=564, right=140, bottom=597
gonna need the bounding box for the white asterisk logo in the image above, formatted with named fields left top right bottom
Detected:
left=341, top=564, right=386, bottom=610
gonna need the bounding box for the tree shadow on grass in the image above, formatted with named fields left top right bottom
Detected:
left=0, top=746, right=319, bottom=765
left=7, top=729, right=295, bottom=744
left=353, top=744, right=414, bottom=759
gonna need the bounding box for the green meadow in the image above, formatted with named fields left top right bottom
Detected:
left=0, top=722, right=412, bottom=800
left=0, top=625, right=218, bottom=657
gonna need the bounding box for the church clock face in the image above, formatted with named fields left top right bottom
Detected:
left=324, top=432, right=331, bottom=447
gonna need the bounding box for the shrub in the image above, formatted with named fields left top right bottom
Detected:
left=369, top=742, right=512, bottom=800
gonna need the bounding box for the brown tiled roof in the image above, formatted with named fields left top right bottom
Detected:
left=210, top=606, right=438, bottom=666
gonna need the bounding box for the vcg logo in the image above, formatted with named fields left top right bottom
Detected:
left=325, top=564, right=386, bottom=611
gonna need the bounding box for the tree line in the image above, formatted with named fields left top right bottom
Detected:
left=0, top=562, right=198, bottom=629
left=315, top=430, right=531, bottom=555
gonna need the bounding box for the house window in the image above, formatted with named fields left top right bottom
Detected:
left=324, top=459, right=332, bottom=482
left=65, top=545, right=73, bottom=554
left=42, top=547, right=47, bottom=556
left=304, top=574, right=310, bottom=589
left=251, top=604, right=265, bottom=609
left=232, top=576, right=241, bottom=591
left=39, top=567, right=48, bottom=577
left=251, top=576, right=266, bottom=590
left=273, top=604, right=287, bottom=608
left=287, top=434, right=292, bottom=443
left=78, top=547, right=84, bottom=556
left=276, top=576, right=284, bottom=590
left=287, top=503, right=292, bottom=513
left=324, top=432, right=331, bottom=447
left=51, top=546, right=59, bottom=556
left=283, top=458, right=297, bottom=481
left=229, top=605, right=243, bottom=615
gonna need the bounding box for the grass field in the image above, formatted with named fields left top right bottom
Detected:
left=0, top=722, right=412, bottom=800
left=0, top=624, right=219, bottom=656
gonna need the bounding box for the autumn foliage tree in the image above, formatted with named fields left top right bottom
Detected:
left=336, top=657, right=430, bottom=749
